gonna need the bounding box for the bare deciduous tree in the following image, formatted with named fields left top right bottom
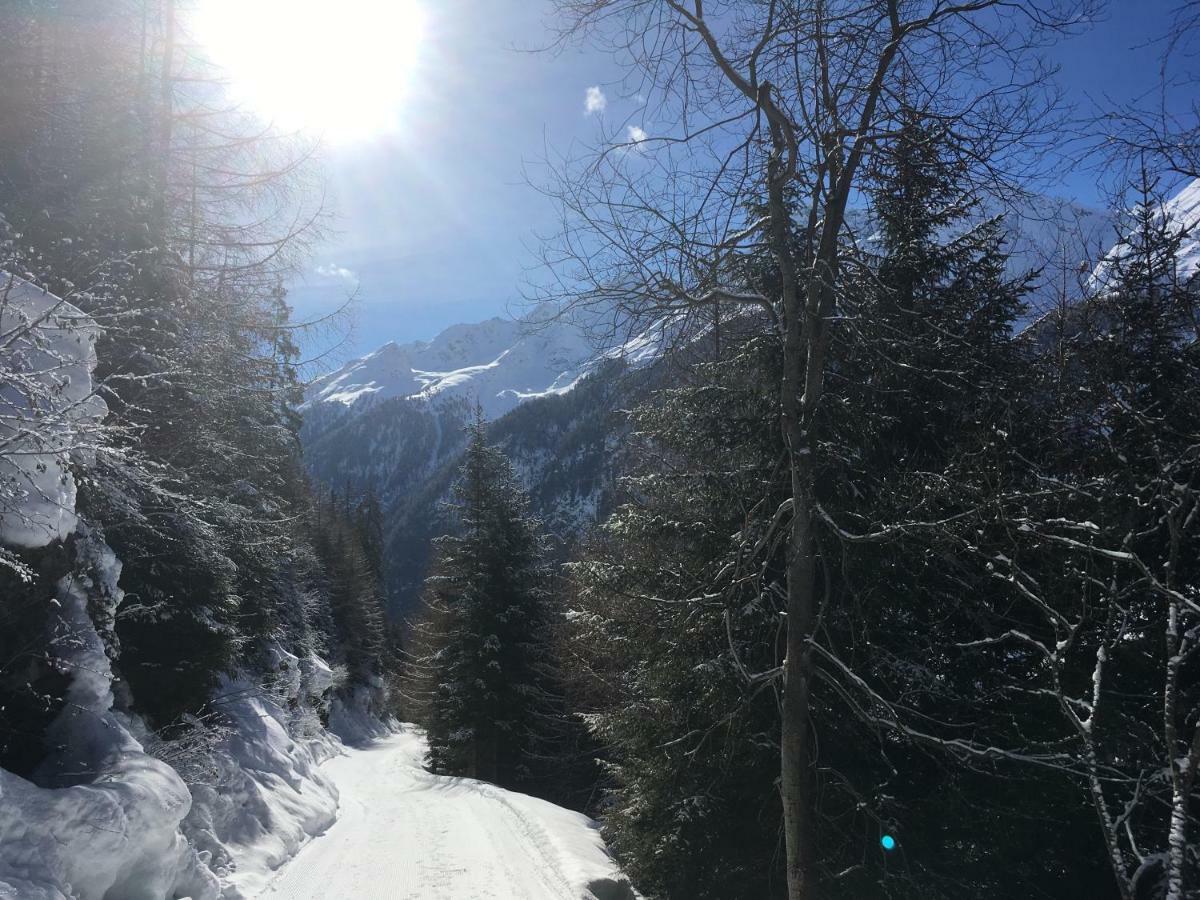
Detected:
left=538, top=2, right=1093, bottom=896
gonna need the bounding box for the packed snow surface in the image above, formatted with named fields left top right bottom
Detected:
left=261, top=726, right=636, bottom=900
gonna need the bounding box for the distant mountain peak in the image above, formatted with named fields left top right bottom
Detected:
left=303, top=306, right=667, bottom=419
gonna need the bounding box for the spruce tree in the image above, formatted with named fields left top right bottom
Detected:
left=566, top=118, right=1121, bottom=899
left=969, top=173, right=1200, bottom=899
left=411, top=415, right=561, bottom=791
left=568, top=339, right=788, bottom=899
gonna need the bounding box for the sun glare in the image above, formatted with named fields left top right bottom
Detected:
left=192, top=0, right=426, bottom=142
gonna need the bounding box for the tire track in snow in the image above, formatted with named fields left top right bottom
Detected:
left=257, top=729, right=595, bottom=900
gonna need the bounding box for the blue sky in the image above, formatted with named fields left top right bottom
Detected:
left=284, top=0, right=1188, bottom=361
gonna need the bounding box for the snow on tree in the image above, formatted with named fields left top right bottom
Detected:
left=405, top=414, right=563, bottom=792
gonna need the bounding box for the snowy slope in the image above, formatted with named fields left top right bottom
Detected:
left=1167, top=177, right=1200, bottom=277
left=304, top=305, right=658, bottom=420
left=1091, top=176, right=1200, bottom=289
left=304, top=302, right=677, bottom=420
left=261, top=727, right=636, bottom=900
left=0, top=279, right=386, bottom=900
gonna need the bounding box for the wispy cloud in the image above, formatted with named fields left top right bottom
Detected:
left=626, top=124, right=648, bottom=144
left=584, top=85, right=607, bottom=115
left=316, top=263, right=357, bottom=282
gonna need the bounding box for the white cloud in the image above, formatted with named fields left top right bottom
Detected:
left=626, top=124, right=648, bottom=144
left=584, top=85, right=607, bottom=115
left=316, top=263, right=357, bottom=282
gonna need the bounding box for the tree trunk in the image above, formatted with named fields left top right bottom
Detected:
left=152, top=0, right=175, bottom=243
left=781, top=481, right=817, bottom=899
left=768, top=112, right=818, bottom=899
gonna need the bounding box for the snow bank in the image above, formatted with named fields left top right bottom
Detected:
left=0, top=528, right=219, bottom=900
left=0, top=275, right=107, bottom=549
left=0, top=281, right=217, bottom=900
left=0, top=538, right=377, bottom=900
left=182, top=651, right=345, bottom=900
left=0, top=279, right=382, bottom=900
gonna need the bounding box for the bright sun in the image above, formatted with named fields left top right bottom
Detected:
left=192, top=0, right=426, bottom=142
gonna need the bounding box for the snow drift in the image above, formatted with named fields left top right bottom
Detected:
left=0, top=279, right=377, bottom=900
left=179, top=651, right=345, bottom=900
left=0, top=274, right=106, bottom=549
left=0, top=528, right=220, bottom=900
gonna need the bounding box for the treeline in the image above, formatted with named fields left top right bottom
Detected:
left=564, top=131, right=1200, bottom=898
left=402, top=2, right=1200, bottom=898
left=0, top=0, right=390, bottom=774
left=410, top=131, right=1200, bottom=899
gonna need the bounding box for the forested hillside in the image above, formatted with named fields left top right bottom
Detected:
left=4, top=1, right=1200, bottom=900
left=0, top=4, right=393, bottom=897
left=305, top=2, right=1200, bottom=898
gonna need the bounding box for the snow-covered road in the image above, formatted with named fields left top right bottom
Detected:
left=259, top=727, right=634, bottom=900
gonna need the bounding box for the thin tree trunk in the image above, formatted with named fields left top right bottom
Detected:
left=768, top=110, right=817, bottom=900
left=781, top=483, right=817, bottom=899
left=152, top=0, right=175, bottom=243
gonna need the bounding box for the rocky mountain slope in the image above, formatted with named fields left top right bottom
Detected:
left=300, top=191, right=1135, bottom=617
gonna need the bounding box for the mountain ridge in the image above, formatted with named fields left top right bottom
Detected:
left=304, top=191, right=1116, bottom=422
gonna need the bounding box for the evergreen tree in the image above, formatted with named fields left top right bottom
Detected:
left=568, top=339, right=788, bottom=899
left=567, top=118, right=1120, bottom=899
left=409, top=415, right=562, bottom=792
left=313, top=488, right=388, bottom=687
left=0, top=1, right=384, bottom=738
left=961, top=172, right=1200, bottom=899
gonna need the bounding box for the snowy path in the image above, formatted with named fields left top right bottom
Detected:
left=259, top=727, right=633, bottom=900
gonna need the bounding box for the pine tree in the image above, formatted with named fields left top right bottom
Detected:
left=566, top=118, right=1121, bottom=899
left=0, top=1, right=377, bottom=736
left=568, top=339, right=788, bottom=899
left=410, top=415, right=561, bottom=791
left=313, top=488, right=388, bottom=686
left=971, top=172, right=1200, bottom=900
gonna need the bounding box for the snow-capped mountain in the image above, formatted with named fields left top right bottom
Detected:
left=303, top=305, right=667, bottom=420
left=305, top=192, right=1115, bottom=424
left=1091, top=176, right=1200, bottom=289
left=300, top=189, right=1134, bottom=616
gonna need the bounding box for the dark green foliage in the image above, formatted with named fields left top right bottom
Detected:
left=565, top=118, right=1127, bottom=899
left=302, top=359, right=633, bottom=620
left=0, top=544, right=73, bottom=776
left=568, top=341, right=788, bottom=899
left=407, top=417, right=564, bottom=794
left=956, top=173, right=1200, bottom=897
left=313, top=489, right=388, bottom=685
